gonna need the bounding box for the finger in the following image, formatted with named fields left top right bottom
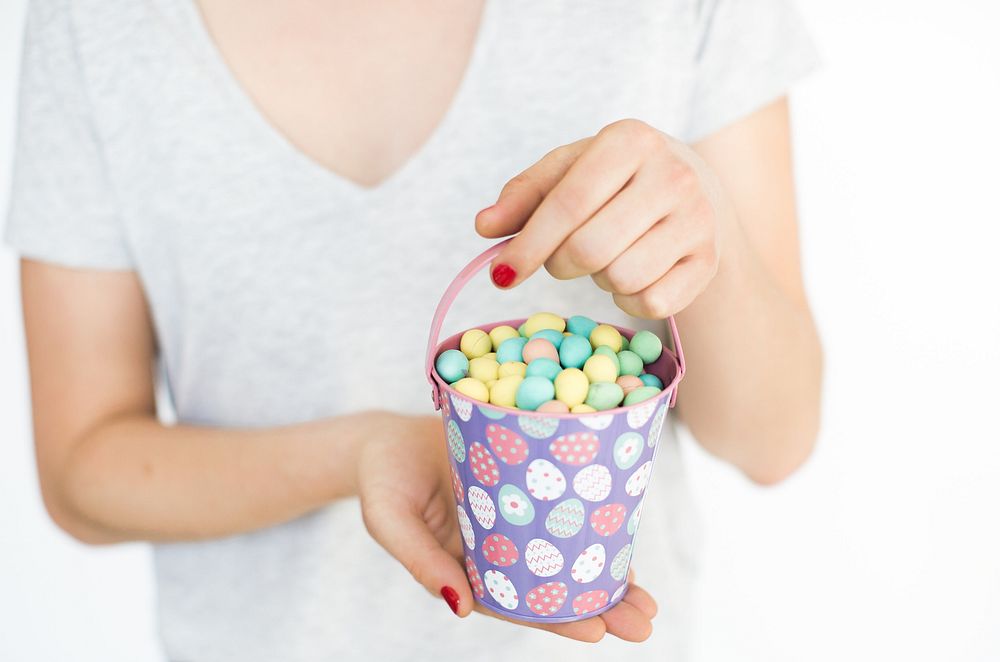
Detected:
left=471, top=601, right=607, bottom=643
left=475, top=138, right=590, bottom=239
left=600, top=598, right=654, bottom=642
left=362, top=501, right=475, bottom=617
left=490, top=121, right=657, bottom=288
left=612, top=255, right=716, bottom=319
left=621, top=583, right=658, bottom=620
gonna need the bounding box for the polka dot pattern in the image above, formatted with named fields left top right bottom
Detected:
left=468, top=441, right=500, bottom=487
left=572, top=589, right=610, bottom=616
left=482, top=533, right=519, bottom=567
left=526, top=581, right=568, bottom=616
left=548, top=432, right=600, bottom=466
left=486, top=424, right=529, bottom=465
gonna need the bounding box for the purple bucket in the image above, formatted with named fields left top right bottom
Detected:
left=424, top=239, right=686, bottom=623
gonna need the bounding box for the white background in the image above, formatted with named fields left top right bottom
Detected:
left=2, top=1, right=998, bottom=660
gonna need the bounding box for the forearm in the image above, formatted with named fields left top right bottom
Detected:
left=48, top=410, right=382, bottom=544
left=674, top=216, right=823, bottom=484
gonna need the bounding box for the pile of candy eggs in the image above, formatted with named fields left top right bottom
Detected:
left=434, top=312, right=666, bottom=413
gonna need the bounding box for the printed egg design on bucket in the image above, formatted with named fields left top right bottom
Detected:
left=518, top=415, right=560, bottom=440
left=625, top=461, right=653, bottom=497
left=525, top=459, right=566, bottom=502
left=457, top=505, right=475, bottom=550
left=482, top=533, right=519, bottom=567
left=451, top=394, right=473, bottom=422
left=465, top=555, right=485, bottom=599
left=526, top=581, right=568, bottom=616
left=486, top=424, right=529, bottom=465
left=469, top=441, right=500, bottom=487
left=498, top=484, right=535, bottom=525
left=549, top=432, right=601, bottom=466
left=647, top=404, right=668, bottom=448
left=611, top=584, right=627, bottom=603
left=613, top=432, right=644, bottom=470
left=627, top=500, right=643, bottom=535
left=446, top=420, right=466, bottom=463
left=484, top=569, right=518, bottom=611
left=467, top=486, right=496, bottom=529
left=524, top=538, right=564, bottom=577
left=590, top=503, right=627, bottom=537
left=610, top=543, right=633, bottom=581
left=570, top=543, right=606, bottom=584
left=579, top=414, right=614, bottom=431
left=572, top=589, right=610, bottom=616
left=627, top=398, right=658, bottom=429
left=450, top=465, right=464, bottom=504
left=572, top=464, right=613, bottom=502
left=544, top=498, right=586, bottom=538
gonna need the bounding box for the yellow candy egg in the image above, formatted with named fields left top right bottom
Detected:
left=589, top=324, right=623, bottom=352
left=453, top=377, right=489, bottom=402
left=489, top=375, right=524, bottom=408
left=583, top=354, right=619, bottom=383
left=484, top=352, right=497, bottom=361
left=554, top=368, right=589, bottom=408
left=524, top=312, right=567, bottom=337
left=469, top=356, right=500, bottom=382
left=489, top=325, right=521, bottom=351
left=460, top=329, right=492, bottom=359
left=498, top=361, right=527, bottom=378
left=571, top=404, right=597, bottom=413
left=486, top=379, right=498, bottom=390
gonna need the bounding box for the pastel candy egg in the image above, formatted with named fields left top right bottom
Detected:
left=558, top=335, right=593, bottom=370
left=549, top=431, right=601, bottom=465
left=460, top=329, right=492, bottom=359
left=526, top=581, right=568, bottom=616
left=572, top=589, right=610, bottom=615
left=583, top=354, right=618, bottom=383
left=536, top=400, right=569, bottom=414
left=498, top=484, right=535, bottom=525
left=518, top=322, right=529, bottom=337
left=469, top=441, right=500, bottom=486
left=485, top=379, right=498, bottom=390
left=446, top=419, right=466, bottom=462
left=518, top=415, right=560, bottom=439
left=524, top=539, right=565, bottom=577
left=498, top=361, right=527, bottom=378
left=526, top=358, right=561, bottom=381
left=453, top=378, right=489, bottom=403
left=585, top=382, right=625, bottom=411
left=570, top=543, right=606, bottom=584
left=468, top=486, right=496, bottom=529
left=529, top=328, right=565, bottom=349
left=625, top=460, right=654, bottom=496
left=554, top=368, right=589, bottom=407
left=484, top=569, right=519, bottom=610
left=566, top=314, right=598, bottom=338
left=613, top=431, right=644, bottom=470
left=571, top=404, right=597, bottom=413
left=525, top=458, right=567, bottom=501
left=589, top=324, right=623, bottom=352
left=610, top=543, right=633, bottom=581
left=573, top=463, right=613, bottom=502
left=515, top=376, right=555, bottom=411
left=486, top=423, right=529, bottom=465
left=524, top=312, right=566, bottom=337
left=522, top=338, right=559, bottom=364
left=483, top=352, right=497, bottom=361
left=623, top=386, right=661, bottom=406
left=489, top=375, right=523, bottom=408
left=465, top=556, right=486, bottom=599
left=593, top=345, right=620, bottom=373
left=482, top=533, right=519, bottom=567
left=630, top=330, right=663, bottom=364
left=617, top=350, right=644, bottom=377
left=639, top=373, right=664, bottom=389
left=435, top=349, right=469, bottom=383
left=544, top=498, right=585, bottom=538
left=468, top=356, right=500, bottom=382
left=620, top=335, right=630, bottom=351
left=590, top=503, right=627, bottom=537
left=496, top=337, right=529, bottom=364
left=457, top=505, right=475, bottom=549
left=616, top=374, right=643, bottom=396
left=489, top=325, right=520, bottom=351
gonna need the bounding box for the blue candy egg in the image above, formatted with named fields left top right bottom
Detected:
left=497, top=337, right=529, bottom=364
left=435, top=349, right=469, bottom=383
left=566, top=315, right=598, bottom=338
left=529, top=328, right=565, bottom=349
left=559, top=334, right=593, bottom=369
left=515, top=376, right=556, bottom=411
left=639, top=373, right=664, bottom=388
left=526, top=358, right=561, bottom=381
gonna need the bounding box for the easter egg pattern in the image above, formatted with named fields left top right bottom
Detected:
left=450, top=394, right=473, bottom=422
left=524, top=538, right=564, bottom=577
left=648, top=404, right=667, bottom=447
left=486, top=424, right=529, bottom=465
left=613, top=431, right=643, bottom=470
left=498, top=484, right=535, bottom=526
left=572, top=589, right=610, bottom=616
left=482, top=533, right=519, bottom=567
left=628, top=500, right=643, bottom=535
left=457, top=505, right=475, bottom=550
left=467, top=486, right=496, bottom=529
left=465, top=556, right=485, bottom=599
left=611, top=583, right=627, bottom=603
left=626, top=398, right=657, bottom=428
left=545, top=498, right=586, bottom=538
left=549, top=432, right=600, bottom=466
left=526, top=581, right=568, bottom=616
left=590, top=503, right=627, bottom=537
left=450, top=465, right=464, bottom=504
left=578, top=413, right=614, bottom=431
left=484, top=570, right=519, bottom=611
left=625, top=461, right=653, bottom=496
left=610, top=543, right=633, bottom=581
left=525, top=459, right=566, bottom=501
left=446, top=420, right=465, bottom=463
left=518, top=415, right=560, bottom=439
left=572, top=464, right=613, bottom=502
left=571, top=543, right=606, bottom=584
left=468, top=441, right=500, bottom=487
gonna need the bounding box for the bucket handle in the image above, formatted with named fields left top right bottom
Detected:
left=425, top=238, right=686, bottom=410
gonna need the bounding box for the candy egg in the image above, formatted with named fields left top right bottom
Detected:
left=483, top=352, right=497, bottom=361
left=489, top=375, right=523, bottom=408
left=496, top=337, right=528, bottom=364
left=524, top=312, right=566, bottom=337
left=623, top=386, right=661, bottom=406
left=566, top=314, right=598, bottom=338
left=639, top=373, right=664, bottom=388
left=498, top=361, right=527, bottom=378
left=522, top=338, right=559, bottom=364
left=529, top=328, right=565, bottom=349
left=554, top=368, right=589, bottom=407
left=525, top=358, right=561, bottom=381
left=435, top=349, right=469, bottom=383
left=589, top=324, right=622, bottom=352
left=585, top=382, right=625, bottom=411
left=630, top=330, right=663, bottom=364
left=469, top=356, right=500, bottom=382
left=616, top=375, right=643, bottom=396
left=460, top=329, right=492, bottom=359
left=558, top=334, right=593, bottom=369
left=620, top=335, right=630, bottom=351
left=525, top=458, right=567, bottom=501
left=453, top=377, right=489, bottom=402
left=518, top=322, right=529, bottom=337
left=525, top=539, right=565, bottom=577
left=570, top=543, right=606, bottom=584
left=593, top=345, right=620, bottom=373
left=617, top=350, right=643, bottom=377
left=536, top=399, right=570, bottom=414
left=583, top=354, right=618, bottom=383
left=515, top=376, right=555, bottom=411
left=489, top=325, right=520, bottom=351
left=571, top=404, right=597, bottom=413
left=486, top=379, right=498, bottom=390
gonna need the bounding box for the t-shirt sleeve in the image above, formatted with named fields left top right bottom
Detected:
left=682, top=0, right=821, bottom=143
left=3, top=0, right=133, bottom=270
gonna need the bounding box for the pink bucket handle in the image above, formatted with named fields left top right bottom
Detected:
left=425, top=238, right=686, bottom=409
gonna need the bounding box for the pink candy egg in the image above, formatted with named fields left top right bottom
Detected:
left=522, top=338, right=559, bottom=364
left=616, top=375, right=644, bottom=395
left=536, top=399, right=570, bottom=414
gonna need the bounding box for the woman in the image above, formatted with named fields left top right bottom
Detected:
left=5, top=0, right=823, bottom=659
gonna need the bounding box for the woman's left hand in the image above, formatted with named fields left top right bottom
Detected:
left=477, top=119, right=733, bottom=319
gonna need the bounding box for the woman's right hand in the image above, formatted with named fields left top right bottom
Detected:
left=356, top=411, right=658, bottom=643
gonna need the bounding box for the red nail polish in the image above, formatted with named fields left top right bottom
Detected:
left=441, top=586, right=460, bottom=615
left=491, top=263, right=516, bottom=288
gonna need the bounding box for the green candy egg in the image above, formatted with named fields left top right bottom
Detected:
left=593, top=345, right=621, bottom=373
left=435, top=349, right=469, bottom=383
left=518, top=322, right=529, bottom=337
left=639, top=373, right=663, bottom=388
left=526, top=358, right=561, bottom=381
left=623, top=385, right=661, bottom=405
left=516, top=376, right=556, bottom=411
left=559, top=334, right=593, bottom=369
left=585, top=382, right=625, bottom=411
left=620, top=335, right=630, bottom=351
left=630, top=330, right=663, bottom=364
left=617, top=350, right=643, bottom=377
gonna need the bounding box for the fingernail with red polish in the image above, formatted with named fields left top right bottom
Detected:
left=491, top=263, right=516, bottom=288
left=441, top=586, right=460, bottom=615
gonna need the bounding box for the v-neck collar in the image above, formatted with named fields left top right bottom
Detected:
left=173, top=0, right=499, bottom=202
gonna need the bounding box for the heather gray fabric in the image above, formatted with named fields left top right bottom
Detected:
left=4, top=0, right=818, bottom=659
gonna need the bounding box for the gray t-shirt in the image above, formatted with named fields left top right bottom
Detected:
left=4, top=0, right=818, bottom=659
